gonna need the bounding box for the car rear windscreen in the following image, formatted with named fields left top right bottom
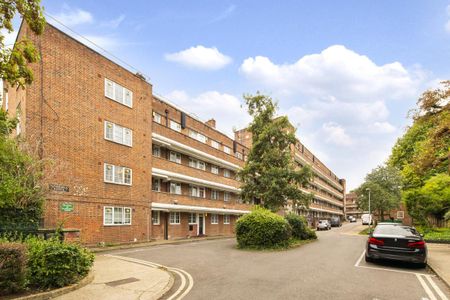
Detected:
left=373, top=225, right=418, bottom=236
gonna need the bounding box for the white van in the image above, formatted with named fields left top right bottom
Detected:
left=361, top=214, right=373, bottom=225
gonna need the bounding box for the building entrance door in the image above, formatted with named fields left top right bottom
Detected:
left=198, top=214, right=205, bottom=236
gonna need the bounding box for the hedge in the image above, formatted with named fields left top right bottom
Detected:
left=285, top=213, right=317, bottom=240
left=236, top=207, right=292, bottom=249
left=0, top=242, right=28, bottom=295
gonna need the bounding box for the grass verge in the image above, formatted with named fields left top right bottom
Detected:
left=359, top=227, right=373, bottom=235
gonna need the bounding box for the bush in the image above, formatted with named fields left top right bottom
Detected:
left=0, top=242, right=28, bottom=295
left=285, top=213, right=316, bottom=240
left=25, top=237, right=94, bottom=288
left=236, top=207, right=292, bottom=249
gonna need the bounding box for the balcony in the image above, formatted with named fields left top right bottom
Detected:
left=151, top=191, right=251, bottom=212
left=152, top=123, right=244, bottom=170
left=309, top=203, right=344, bottom=215
left=300, top=187, right=344, bottom=208
left=152, top=157, right=240, bottom=189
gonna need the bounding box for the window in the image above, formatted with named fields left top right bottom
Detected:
left=188, top=213, right=197, bottom=224
left=152, top=178, right=161, bottom=192
left=235, top=152, right=243, bottom=160
left=224, top=169, right=231, bottom=178
left=104, top=164, right=132, bottom=185
left=211, top=165, right=219, bottom=175
left=397, top=211, right=405, bottom=219
left=169, top=151, right=181, bottom=164
left=190, top=186, right=205, bottom=198
left=105, top=78, right=133, bottom=107
left=152, top=211, right=160, bottom=225
left=211, top=190, right=219, bottom=200
left=169, top=212, right=180, bottom=224
left=224, top=192, right=230, bottom=202
left=211, top=140, right=219, bottom=149
left=170, top=182, right=182, bottom=195
left=211, top=214, right=219, bottom=224
left=224, top=215, right=230, bottom=224
left=189, top=130, right=207, bottom=143
left=189, top=158, right=206, bottom=170
left=169, top=120, right=181, bottom=132
left=152, top=145, right=161, bottom=157
left=153, top=112, right=162, bottom=124
left=104, top=121, right=132, bottom=146
left=223, top=146, right=231, bottom=154
left=104, top=206, right=131, bottom=225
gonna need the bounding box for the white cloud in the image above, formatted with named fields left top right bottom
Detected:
left=210, top=4, right=236, bottom=23
left=53, top=6, right=93, bottom=26
left=322, top=122, right=353, bottom=146
left=368, top=122, right=396, bottom=133
left=1, top=29, right=17, bottom=48
left=101, top=15, right=126, bottom=29
left=240, top=45, right=421, bottom=101
left=165, top=46, right=232, bottom=70
left=164, top=90, right=250, bottom=136
left=446, top=20, right=450, bottom=33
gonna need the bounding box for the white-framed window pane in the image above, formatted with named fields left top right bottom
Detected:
left=224, top=146, right=231, bottom=154
left=124, top=89, right=132, bottom=107
left=224, top=192, right=230, bottom=201
left=153, top=112, right=161, bottom=123
left=152, top=178, right=160, bottom=191
left=114, top=207, right=123, bottom=224
left=114, top=166, right=123, bottom=183
left=170, top=120, right=181, bottom=132
left=198, top=161, right=206, bottom=171
left=211, top=214, right=218, bottom=224
left=189, top=158, right=196, bottom=168
left=170, top=212, right=180, bottom=224
left=124, top=129, right=132, bottom=146
left=190, top=186, right=198, bottom=197
left=224, top=169, right=231, bottom=178
left=170, top=151, right=181, bottom=164
left=124, top=168, right=132, bottom=185
left=224, top=215, right=230, bottom=224
left=199, top=187, right=205, bottom=198
left=211, top=140, right=219, bottom=149
left=152, top=145, right=161, bottom=157
left=115, top=84, right=124, bottom=102
left=105, top=121, right=114, bottom=140
left=114, top=125, right=124, bottom=144
left=152, top=211, right=160, bottom=225
left=188, top=213, right=196, bottom=224
left=105, top=79, right=114, bottom=99
left=104, top=164, right=114, bottom=182
left=104, top=207, right=113, bottom=225
left=170, top=183, right=181, bottom=195
left=212, top=190, right=218, bottom=200
left=211, top=165, right=219, bottom=174
left=124, top=208, right=132, bottom=224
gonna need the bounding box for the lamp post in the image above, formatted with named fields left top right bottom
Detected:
left=366, top=188, right=371, bottom=230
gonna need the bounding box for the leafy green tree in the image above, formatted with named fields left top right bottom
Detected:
left=1, top=0, right=46, bottom=88
left=355, top=165, right=402, bottom=221
left=0, top=110, right=45, bottom=231
left=389, top=81, right=450, bottom=225
left=238, top=93, right=313, bottom=211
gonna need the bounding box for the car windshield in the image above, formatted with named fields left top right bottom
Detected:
left=373, top=225, right=418, bottom=236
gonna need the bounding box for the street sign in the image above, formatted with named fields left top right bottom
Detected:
left=49, top=184, right=69, bottom=192
left=60, top=202, right=74, bottom=212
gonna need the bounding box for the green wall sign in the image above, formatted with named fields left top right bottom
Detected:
left=60, top=202, right=74, bottom=212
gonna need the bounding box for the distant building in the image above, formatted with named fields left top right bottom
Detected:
left=345, top=192, right=363, bottom=219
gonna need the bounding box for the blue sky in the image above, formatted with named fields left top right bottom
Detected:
left=6, top=1, right=450, bottom=189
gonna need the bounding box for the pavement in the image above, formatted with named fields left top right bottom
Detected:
left=56, top=255, right=173, bottom=300
left=427, top=243, right=450, bottom=288
left=104, top=222, right=450, bottom=300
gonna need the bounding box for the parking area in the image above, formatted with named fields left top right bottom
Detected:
left=106, top=223, right=450, bottom=299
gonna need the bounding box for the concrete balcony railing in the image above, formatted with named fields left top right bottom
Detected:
left=309, top=203, right=344, bottom=215
left=151, top=191, right=252, bottom=211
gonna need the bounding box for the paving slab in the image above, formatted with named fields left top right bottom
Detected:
left=56, top=255, right=172, bottom=300
left=427, top=243, right=450, bottom=288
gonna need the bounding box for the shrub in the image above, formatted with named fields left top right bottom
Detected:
left=0, top=242, right=28, bottom=295
left=285, top=213, right=310, bottom=240
left=25, top=237, right=94, bottom=288
left=236, top=207, right=292, bottom=249
left=304, top=227, right=317, bottom=240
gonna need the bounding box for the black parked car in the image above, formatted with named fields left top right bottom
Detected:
left=365, top=223, right=427, bottom=267
left=330, top=217, right=342, bottom=227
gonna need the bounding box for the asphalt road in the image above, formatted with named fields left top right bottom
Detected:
left=108, top=223, right=450, bottom=300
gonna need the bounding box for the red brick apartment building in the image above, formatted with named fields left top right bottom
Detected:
left=345, top=192, right=363, bottom=219
left=3, top=21, right=344, bottom=244
left=235, top=127, right=346, bottom=225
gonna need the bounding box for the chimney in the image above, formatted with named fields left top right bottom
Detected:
left=206, top=118, right=216, bottom=128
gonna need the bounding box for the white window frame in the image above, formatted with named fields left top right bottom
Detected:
left=397, top=211, right=404, bottom=219
left=152, top=145, right=161, bottom=157
left=103, top=206, right=132, bottom=226
left=104, top=163, right=132, bottom=186
left=223, top=146, right=231, bottom=154
left=153, top=112, right=162, bottom=124
left=169, top=212, right=181, bottom=224
left=211, top=190, right=219, bottom=200
left=190, top=185, right=206, bottom=198
left=189, top=130, right=207, bottom=143
left=170, top=182, right=182, bottom=195
left=224, top=215, right=230, bottom=224
left=104, top=78, right=133, bottom=108
left=189, top=157, right=206, bottom=171
left=152, top=211, right=160, bottom=225
left=235, top=152, right=243, bottom=159
left=152, top=178, right=161, bottom=192
left=223, top=169, right=231, bottom=178
left=211, top=165, right=219, bottom=175
left=211, top=214, right=219, bottom=224
left=224, top=192, right=230, bottom=202
left=170, top=151, right=182, bottom=164
left=169, top=120, right=181, bottom=132
left=104, top=121, right=133, bottom=147
left=211, top=140, right=219, bottom=149
left=188, top=213, right=197, bottom=224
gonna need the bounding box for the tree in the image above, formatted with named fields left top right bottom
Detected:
left=355, top=165, right=402, bottom=221
left=0, top=110, right=45, bottom=231
left=389, top=81, right=450, bottom=225
left=238, top=93, right=313, bottom=212
left=1, top=0, right=46, bottom=88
